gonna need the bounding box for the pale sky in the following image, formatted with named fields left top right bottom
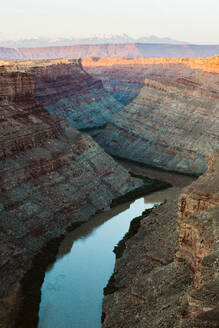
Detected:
left=0, top=0, right=218, bottom=43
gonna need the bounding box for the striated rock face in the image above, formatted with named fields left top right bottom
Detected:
left=91, top=60, right=219, bottom=175
left=33, top=59, right=122, bottom=129
left=0, top=67, right=140, bottom=327
left=1, top=44, right=219, bottom=60
left=83, top=56, right=219, bottom=105
left=102, top=151, right=219, bottom=328
left=176, top=150, right=219, bottom=326
left=84, top=58, right=146, bottom=105
left=0, top=59, right=123, bottom=130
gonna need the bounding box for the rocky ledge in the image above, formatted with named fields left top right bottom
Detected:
left=0, top=66, right=140, bottom=328
left=102, top=150, right=219, bottom=328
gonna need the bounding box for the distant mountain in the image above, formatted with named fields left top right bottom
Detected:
left=0, top=34, right=187, bottom=48
left=136, top=35, right=187, bottom=44
left=0, top=43, right=219, bottom=60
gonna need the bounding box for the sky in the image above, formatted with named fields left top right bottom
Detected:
left=0, top=0, right=218, bottom=44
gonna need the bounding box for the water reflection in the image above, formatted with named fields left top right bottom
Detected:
left=56, top=202, right=131, bottom=261
left=38, top=198, right=155, bottom=328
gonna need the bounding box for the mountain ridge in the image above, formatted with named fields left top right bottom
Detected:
left=0, top=43, right=219, bottom=60
left=0, top=34, right=187, bottom=48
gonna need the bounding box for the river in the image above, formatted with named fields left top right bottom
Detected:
left=38, top=197, right=157, bottom=328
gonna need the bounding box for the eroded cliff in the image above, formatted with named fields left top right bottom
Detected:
left=0, top=66, right=140, bottom=328
left=102, top=151, right=219, bottom=328
left=90, top=59, right=219, bottom=175
left=83, top=56, right=219, bottom=105
left=0, top=59, right=123, bottom=130
left=176, top=150, right=219, bottom=327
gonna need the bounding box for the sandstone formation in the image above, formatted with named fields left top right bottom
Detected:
left=83, top=56, right=219, bottom=105
left=90, top=59, right=219, bottom=175
left=0, top=59, right=123, bottom=130
left=0, top=66, right=140, bottom=328
left=102, top=150, right=219, bottom=328
left=176, top=151, right=219, bottom=326
left=83, top=56, right=219, bottom=73
left=1, top=44, right=219, bottom=60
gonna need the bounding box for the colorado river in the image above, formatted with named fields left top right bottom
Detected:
left=38, top=197, right=156, bottom=328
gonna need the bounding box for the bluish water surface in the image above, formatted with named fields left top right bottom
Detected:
left=38, top=198, right=156, bottom=328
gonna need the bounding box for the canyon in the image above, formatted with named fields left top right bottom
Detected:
left=2, top=56, right=217, bottom=176
left=0, top=62, right=141, bottom=328
left=84, top=57, right=219, bottom=175
left=1, top=43, right=219, bottom=60
left=0, top=54, right=218, bottom=328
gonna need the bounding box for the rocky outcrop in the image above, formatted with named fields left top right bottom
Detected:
left=102, top=151, right=219, bottom=328
left=176, top=150, right=219, bottom=327
left=91, top=61, right=219, bottom=175
left=0, top=66, right=140, bottom=328
left=1, top=44, right=219, bottom=60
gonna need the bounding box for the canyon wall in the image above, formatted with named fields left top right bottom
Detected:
left=83, top=56, right=219, bottom=105
left=0, top=59, right=123, bottom=130
left=0, top=66, right=140, bottom=328
left=0, top=44, right=219, bottom=60
left=102, top=150, right=219, bottom=328
left=89, top=58, right=219, bottom=175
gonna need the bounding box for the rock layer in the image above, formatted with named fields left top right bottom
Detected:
left=83, top=56, right=219, bottom=105
left=0, top=59, right=123, bottom=130
left=91, top=60, right=219, bottom=175
left=102, top=151, right=219, bottom=328
left=0, top=66, right=140, bottom=328
left=176, top=150, right=219, bottom=326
